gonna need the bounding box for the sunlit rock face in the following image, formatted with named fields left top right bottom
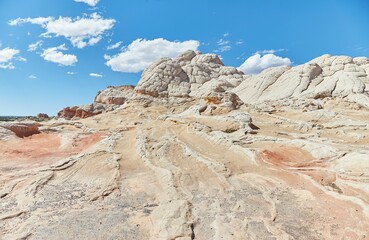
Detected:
left=2, top=52, right=369, bottom=239
left=135, top=50, right=245, bottom=98
left=233, top=54, right=369, bottom=108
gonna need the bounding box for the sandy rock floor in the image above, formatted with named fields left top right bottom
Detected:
left=1, top=98, right=369, bottom=239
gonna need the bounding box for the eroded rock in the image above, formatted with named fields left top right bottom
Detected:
left=233, top=54, right=369, bottom=108
left=94, top=85, right=135, bottom=105
left=0, top=122, right=40, bottom=138
left=57, top=104, right=99, bottom=120
left=136, top=50, right=246, bottom=98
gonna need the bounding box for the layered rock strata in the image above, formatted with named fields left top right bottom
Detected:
left=2, top=52, right=369, bottom=239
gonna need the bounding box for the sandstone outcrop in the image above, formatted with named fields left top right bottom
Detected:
left=233, top=54, right=369, bottom=108
left=94, top=85, right=135, bottom=105
left=57, top=85, right=135, bottom=119
left=135, top=50, right=245, bottom=98
left=0, top=122, right=40, bottom=138
left=2, top=52, right=369, bottom=239
left=57, top=104, right=99, bottom=119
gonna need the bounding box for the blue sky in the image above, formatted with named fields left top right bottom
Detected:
left=0, top=0, right=368, bottom=116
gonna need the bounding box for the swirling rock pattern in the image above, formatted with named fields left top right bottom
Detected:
left=2, top=52, right=369, bottom=239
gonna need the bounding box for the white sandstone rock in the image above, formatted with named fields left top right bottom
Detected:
left=233, top=55, right=369, bottom=108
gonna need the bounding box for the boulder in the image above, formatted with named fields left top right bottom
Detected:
left=201, top=91, right=244, bottom=115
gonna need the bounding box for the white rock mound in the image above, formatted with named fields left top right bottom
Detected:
left=135, top=50, right=246, bottom=98
left=233, top=54, right=369, bottom=107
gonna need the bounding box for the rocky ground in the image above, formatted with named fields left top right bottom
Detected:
left=1, top=51, right=369, bottom=239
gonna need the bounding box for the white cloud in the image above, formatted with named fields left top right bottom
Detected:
left=107, top=41, right=123, bottom=50
left=9, top=13, right=115, bottom=48
left=256, top=49, right=285, bottom=54
left=67, top=71, right=77, bottom=75
left=41, top=44, right=78, bottom=66
left=214, top=45, right=231, bottom=53
left=89, top=73, right=103, bottom=77
left=217, top=38, right=230, bottom=46
left=74, top=0, right=100, bottom=6
left=214, top=38, right=231, bottom=53
left=28, top=40, right=43, bottom=52
left=105, top=38, right=200, bottom=73
left=8, top=17, right=53, bottom=27
left=238, top=53, right=291, bottom=75
left=0, top=47, right=22, bottom=69
left=29, top=75, right=37, bottom=79
left=235, top=40, right=244, bottom=45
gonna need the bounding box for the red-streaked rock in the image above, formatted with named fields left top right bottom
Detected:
left=0, top=122, right=40, bottom=138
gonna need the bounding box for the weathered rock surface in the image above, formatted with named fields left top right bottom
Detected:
left=57, top=104, right=99, bottom=119
left=136, top=50, right=245, bottom=98
left=2, top=52, right=369, bottom=239
left=0, top=122, right=40, bottom=138
left=57, top=85, right=135, bottom=119
left=233, top=54, right=369, bottom=108
left=94, top=85, right=135, bottom=105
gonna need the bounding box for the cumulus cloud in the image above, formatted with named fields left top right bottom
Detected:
left=67, top=71, right=77, bottom=75
left=28, top=40, right=43, bottom=52
left=105, top=38, right=200, bottom=73
left=29, top=75, right=37, bottom=79
left=9, top=13, right=115, bottom=48
left=107, top=41, right=123, bottom=50
left=0, top=47, right=23, bottom=69
left=238, top=53, right=291, bottom=75
left=41, top=44, right=78, bottom=66
left=89, top=73, right=103, bottom=77
left=74, top=0, right=100, bottom=7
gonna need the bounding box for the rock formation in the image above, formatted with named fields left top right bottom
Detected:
left=94, top=85, right=135, bottom=105
left=57, top=104, right=99, bottom=119
left=233, top=54, right=369, bottom=108
left=0, top=122, right=40, bottom=138
left=37, top=113, right=49, bottom=119
left=57, top=85, right=135, bottom=119
left=2, top=52, right=369, bottom=239
left=135, top=50, right=245, bottom=98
